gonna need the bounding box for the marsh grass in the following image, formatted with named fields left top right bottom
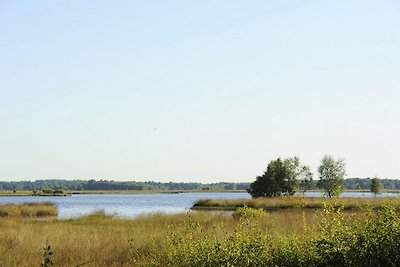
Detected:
left=1, top=199, right=400, bottom=266
left=0, top=202, right=58, bottom=218
left=192, top=196, right=400, bottom=211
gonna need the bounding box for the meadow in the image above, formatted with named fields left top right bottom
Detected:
left=1, top=198, right=400, bottom=266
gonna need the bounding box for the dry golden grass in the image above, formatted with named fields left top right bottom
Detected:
left=192, top=196, right=400, bottom=211
left=0, top=202, right=58, bottom=218
left=0, top=208, right=325, bottom=267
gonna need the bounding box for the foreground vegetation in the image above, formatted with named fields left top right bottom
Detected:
left=0, top=202, right=58, bottom=218
left=1, top=198, right=400, bottom=266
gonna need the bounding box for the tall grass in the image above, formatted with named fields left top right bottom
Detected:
left=168, top=202, right=400, bottom=267
left=192, top=196, right=400, bottom=211
left=0, top=202, right=58, bottom=218
left=1, top=199, right=400, bottom=266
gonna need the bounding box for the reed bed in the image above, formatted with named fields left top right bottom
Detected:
left=1, top=199, right=400, bottom=266
left=192, top=196, right=400, bottom=211
left=0, top=202, right=58, bottom=218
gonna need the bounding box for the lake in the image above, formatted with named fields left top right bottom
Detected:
left=0, top=192, right=251, bottom=218
left=0, top=191, right=397, bottom=218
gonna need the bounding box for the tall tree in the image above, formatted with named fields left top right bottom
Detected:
left=248, top=156, right=313, bottom=198
left=370, top=176, right=382, bottom=196
left=318, top=155, right=346, bottom=197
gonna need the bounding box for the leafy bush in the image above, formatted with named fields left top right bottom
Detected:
left=167, top=217, right=271, bottom=267
left=232, top=205, right=268, bottom=220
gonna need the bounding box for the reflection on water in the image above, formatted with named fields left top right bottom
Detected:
left=0, top=191, right=397, bottom=219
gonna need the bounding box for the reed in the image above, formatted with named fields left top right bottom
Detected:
left=1, top=199, right=400, bottom=266
left=192, top=196, right=400, bottom=211
left=0, top=202, right=58, bottom=218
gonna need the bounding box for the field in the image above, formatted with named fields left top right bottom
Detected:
left=1, top=198, right=400, bottom=266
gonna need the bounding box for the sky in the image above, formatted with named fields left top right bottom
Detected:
left=1, top=1, right=399, bottom=182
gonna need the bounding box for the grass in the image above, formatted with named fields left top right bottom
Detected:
left=0, top=210, right=231, bottom=266
left=1, top=198, right=400, bottom=266
left=0, top=202, right=58, bottom=218
left=192, top=196, right=400, bottom=211
left=0, top=208, right=313, bottom=266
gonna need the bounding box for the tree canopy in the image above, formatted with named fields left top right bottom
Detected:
left=318, top=155, right=346, bottom=197
left=248, top=156, right=313, bottom=198
left=370, top=177, right=382, bottom=195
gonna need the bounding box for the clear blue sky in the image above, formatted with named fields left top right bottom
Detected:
left=1, top=1, right=399, bottom=182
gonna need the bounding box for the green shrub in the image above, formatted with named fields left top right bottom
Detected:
left=232, top=205, right=268, bottom=220
left=167, top=215, right=272, bottom=267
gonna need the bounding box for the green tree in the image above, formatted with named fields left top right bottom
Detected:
left=318, top=155, right=346, bottom=197
left=298, top=169, right=315, bottom=194
left=248, top=156, right=312, bottom=198
left=370, top=176, right=382, bottom=196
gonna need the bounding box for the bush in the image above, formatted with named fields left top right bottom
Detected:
left=167, top=217, right=271, bottom=267
left=232, top=206, right=268, bottom=220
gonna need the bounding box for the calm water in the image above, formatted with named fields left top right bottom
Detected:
left=0, top=191, right=397, bottom=219
left=0, top=192, right=251, bottom=219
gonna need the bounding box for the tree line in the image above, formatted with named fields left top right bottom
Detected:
left=0, top=165, right=396, bottom=193
left=0, top=179, right=250, bottom=191
left=0, top=178, right=395, bottom=192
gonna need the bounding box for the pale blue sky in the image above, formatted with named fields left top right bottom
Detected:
left=1, top=1, right=399, bottom=182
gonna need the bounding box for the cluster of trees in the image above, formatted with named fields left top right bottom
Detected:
left=248, top=155, right=384, bottom=198
left=0, top=179, right=250, bottom=191
left=247, top=157, right=313, bottom=198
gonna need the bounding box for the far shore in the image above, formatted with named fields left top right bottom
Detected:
left=0, top=189, right=399, bottom=197
left=0, top=189, right=248, bottom=197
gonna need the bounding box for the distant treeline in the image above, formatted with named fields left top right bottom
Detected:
left=0, top=179, right=250, bottom=191
left=343, top=178, right=400, bottom=190
left=0, top=178, right=399, bottom=192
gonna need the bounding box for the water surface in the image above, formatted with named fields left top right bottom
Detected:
left=0, top=191, right=397, bottom=218
left=0, top=192, right=251, bottom=218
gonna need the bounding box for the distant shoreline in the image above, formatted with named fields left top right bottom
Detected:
left=0, top=189, right=399, bottom=197
left=0, top=189, right=248, bottom=196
